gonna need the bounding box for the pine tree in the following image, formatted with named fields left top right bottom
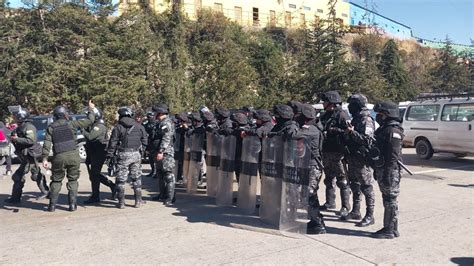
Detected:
left=377, top=39, right=413, bottom=101
left=430, top=37, right=471, bottom=93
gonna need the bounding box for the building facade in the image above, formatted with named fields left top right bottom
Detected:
left=119, top=0, right=351, bottom=28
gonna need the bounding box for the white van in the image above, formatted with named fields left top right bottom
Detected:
left=402, top=94, right=474, bottom=159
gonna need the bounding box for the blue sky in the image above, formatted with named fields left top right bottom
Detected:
left=352, top=0, right=473, bottom=45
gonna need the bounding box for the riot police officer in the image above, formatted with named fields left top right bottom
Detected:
left=319, top=91, right=352, bottom=217
left=343, top=94, right=376, bottom=227
left=245, top=109, right=273, bottom=138
left=82, top=108, right=116, bottom=204
left=106, top=107, right=148, bottom=209
left=150, top=104, right=176, bottom=206
left=42, top=102, right=98, bottom=212
left=293, top=104, right=326, bottom=234
left=174, top=112, right=190, bottom=183
left=371, top=101, right=403, bottom=239
left=143, top=111, right=157, bottom=178
left=231, top=112, right=250, bottom=182
left=215, top=107, right=233, bottom=136
left=270, top=104, right=298, bottom=139
left=5, top=107, right=49, bottom=203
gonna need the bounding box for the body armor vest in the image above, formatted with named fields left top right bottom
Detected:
left=52, top=123, right=76, bottom=154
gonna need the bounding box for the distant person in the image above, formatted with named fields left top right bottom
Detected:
left=0, top=121, right=12, bottom=175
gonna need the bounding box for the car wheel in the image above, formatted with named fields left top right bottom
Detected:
left=78, top=143, right=87, bottom=163
left=415, top=139, right=434, bottom=160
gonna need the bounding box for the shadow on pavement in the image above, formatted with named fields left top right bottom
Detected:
left=448, top=184, right=474, bottom=188
left=402, top=153, right=474, bottom=171
left=450, top=257, right=474, bottom=266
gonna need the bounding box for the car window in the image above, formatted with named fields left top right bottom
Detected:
left=406, top=105, right=440, bottom=121
left=32, top=118, right=49, bottom=131
left=443, top=103, right=474, bottom=121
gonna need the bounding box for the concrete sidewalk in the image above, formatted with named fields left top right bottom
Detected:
left=0, top=149, right=473, bottom=264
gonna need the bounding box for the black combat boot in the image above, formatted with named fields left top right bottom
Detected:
left=320, top=187, right=336, bottom=210
left=356, top=206, right=375, bottom=227
left=371, top=207, right=395, bottom=239
left=117, top=187, right=125, bottom=209
left=48, top=198, right=57, bottom=212
left=110, top=183, right=117, bottom=200
left=341, top=201, right=361, bottom=221
left=4, top=197, right=21, bottom=204
left=134, top=188, right=146, bottom=208
left=307, top=214, right=326, bottom=235
left=68, top=191, right=77, bottom=212
left=5, top=183, right=22, bottom=204
left=339, top=187, right=351, bottom=217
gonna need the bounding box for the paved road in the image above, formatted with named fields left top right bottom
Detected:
left=0, top=148, right=473, bottom=265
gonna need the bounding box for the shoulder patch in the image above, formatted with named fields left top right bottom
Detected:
left=392, top=132, right=402, bottom=139
left=93, top=126, right=100, bottom=131
left=26, top=130, right=34, bottom=134
left=302, top=125, right=310, bottom=129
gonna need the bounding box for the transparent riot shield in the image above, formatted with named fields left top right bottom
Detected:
left=216, top=135, right=237, bottom=206
left=259, top=136, right=284, bottom=226
left=206, top=132, right=221, bottom=197
left=182, top=134, right=192, bottom=185
left=173, top=131, right=182, bottom=178
left=187, top=132, right=204, bottom=194
left=237, top=136, right=261, bottom=214
left=279, top=138, right=311, bottom=236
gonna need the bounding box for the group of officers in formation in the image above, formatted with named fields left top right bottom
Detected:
left=3, top=90, right=404, bottom=239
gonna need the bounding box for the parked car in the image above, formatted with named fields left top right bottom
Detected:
left=402, top=94, right=474, bottom=159
left=31, top=114, right=88, bottom=162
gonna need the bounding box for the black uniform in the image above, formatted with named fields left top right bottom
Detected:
left=82, top=120, right=116, bottom=203
left=373, top=119, right=403, bottom=238
left=320, top=105, right=351, bottom=214
left=143, top=116, right=157, bottom=177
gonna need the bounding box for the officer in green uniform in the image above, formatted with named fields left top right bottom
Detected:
left=42, top=101, right=98, bottom=212
left=5, top=106, right=49, bottom=203
left=82, top=108, right=116, bottom=204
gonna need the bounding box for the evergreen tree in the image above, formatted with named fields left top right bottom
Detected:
left=430, top=37, right=471, bottom=93
left=377, top=39, right=413, bottom=101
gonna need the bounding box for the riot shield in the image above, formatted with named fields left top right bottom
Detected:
left=237, top=136, right=261, bottom=214
left=259, top=136, right=284, bottom=226
left=216, top=135, right=237, bottom=206
left=173, top=131, right=182, bottom=178
left=187, top=132, right=204, bottom=194
left=182, top=134, right=192, bottom=185
left=279, top=138, right=311, bottom=236
left=206, top=132, right=221, bottom=197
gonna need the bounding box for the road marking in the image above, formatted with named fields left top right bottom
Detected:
left=412, top=164, right=474, bottom=175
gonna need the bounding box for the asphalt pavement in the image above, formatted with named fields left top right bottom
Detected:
left=0, top=148, right=473, bottom=265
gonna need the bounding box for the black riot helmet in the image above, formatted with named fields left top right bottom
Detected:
left=301, top=104, right=316, bottom=120
left=320, top=91, right=342, bottom=104
left=273, top=104, right=294, bottom=120
left=347, top=93, right=368, bottom=115
left=53, top=105, right=69, bottom=120
left=85, top=108, right=103, bottom=121
left=153, top=104, right=169, bottom=115
left=118, top=106, right=134, bottom=118
left=254, top=109, right=272, bottom=122
left=374, top=101, right=400, bottom=118
left=9, top=106, right=30, bottom=122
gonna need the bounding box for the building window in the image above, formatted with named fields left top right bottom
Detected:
left=253, top=7, right=259, bottom=26
left=269, top=10, right=276, bottom=27
left=300, top=13, right=305, bottom=27
left=342, top=13, right=348, bottom=18
left=289, top=4, right=296, bottom=9
left=317, top=9, right=323, bottom=13
left=234, top=6, right=242, bottom=24
left=303, top=6, right=310, bottom=11
left=285, top=11, right=292, bottom=27
left=214, top=3, right=223, bottom=13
